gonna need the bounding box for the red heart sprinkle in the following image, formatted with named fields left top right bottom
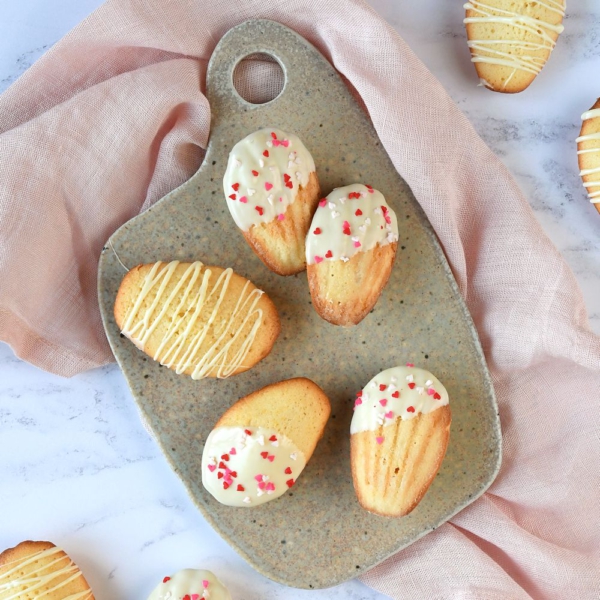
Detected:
left=408, top=383, right=416, bottom=389
left=252, top=170, right=259, bottom=176
left=356, top=390, right=363, bottom=396
left=183, top=596, right=190, bottom=600
left=237, top=484, right=245, bottom=492
left=232, top=183, right=240, bottom=191
left=245, top=429, right=252, bottom=435
left=217, top=472, right=223, bottom=479
left=286, top=479, right=295, bottom=488
left=223, top=482, right=230, bottom=490
left=230, top=471, right=237, bottom=477
left=407, top=406, right=415, bottom=413
left=285, top=181, right=293, bottom=188
left=355, top=209, right=363, bottom=216
left=343, top=228, right=351, bottom=235
left=313, top=227, right=322, bottom=235
left=221, top=454, right=229, bottom=461
left=263, top=150, right=269, bottom=157
left=218, top=462, right=227, bottom=470
left=163, top=577, right=171, bottom=583
left=228, top=194, right=236, bottom=200
left=269, top=435, right=277, bottom=442
left=434, top=393, right=441, bottom=400
left=255, top=206, right=264, bottom=215
left=283, top=173, right=291, bottom=181
left=379, top=384, right=387, bottom=391
left=261, top=451, right=268, bottom=458
left=271, top=132, right=277, bottom=139
left=366, top=184, right=374, bottom=192
left=392, top=391, right=400, bottom=398
left=285, top=467, right=292, bottom=474
left=325, top=250, right=333, bottom=258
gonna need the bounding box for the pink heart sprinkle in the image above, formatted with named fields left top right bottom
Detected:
left=406, top=362, right=414, bottom=367
left=314, top=255, right=323, bottom=264
left=268, top=455, right=275, bottom=462
left=230, top=448, right=236, bottom=455
left=254, top=474, right=263, bottom=482
left=258, top=481, right=266, bottom=490
left=207, top=464, right=216, bottom=472
left=265, top=182, right=273, bottom=191
left=385, top=411, right=394, bottom=419
left=192, top=595, right=200, bottom=600
left=427, top=388, right=435, bottom=396
left=355, top=398, right=363, bottom=406
left=224, top=467, right=231, bottom=475
left=319, top=199, right=327, bottom=207
left=202, top=580, right=209, bottom=588
left=353, top=240, right=361, bottom=248
left=376, top=437, right=384, bottom=445
left=272, top=139, right=280, bottom=146
left=281, top=140, right=290, bottom=147
left=379, top=399, right=387, bottom=406
left=277, top=213, right=285, bottom=221
left=343, top=220, right=350, bottom=229
left=239, top=196, right=248, bottom=203
left=266, top=482, right=276, bottom=491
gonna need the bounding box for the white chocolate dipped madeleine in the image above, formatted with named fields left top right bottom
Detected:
left=464, top=0, right=566, bottom=93
left=223, top=128, right=320, bottom=275
left=202, top=378, right=330, bottom=507
left=577, top=98, right=600, bottom=214
left=114, top=261, right=280, bottom=379
left=0, top=540, right=94, bottom=600
left=350, top=364, right=451, bottom=517
left=148, top=569, right=231, bottom=600
left=305, top=184, right=398, bottom=326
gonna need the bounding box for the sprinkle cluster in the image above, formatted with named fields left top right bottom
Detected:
left=350, top=364, right=450, bottom=439
left=306, top=184, right=399, bottom=265
left=159, top=576, right=210, bottom=600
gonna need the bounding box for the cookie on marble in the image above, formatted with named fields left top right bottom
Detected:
left=202, top=378, right=331, bottom=506
left=577, top=98, right=600, bottom=214
left=0, top=540, right=94, bottom=599
left=114, top=261, right=280, bottom=379
left=464, top=0, right=565, bottom=93
left=223, top=128, right=320, bottom=276
left=350, top=364, right=451, bottom=517
left=148, top=569, right=231, bottom=600
left=305, top=184, right=398, bottom=326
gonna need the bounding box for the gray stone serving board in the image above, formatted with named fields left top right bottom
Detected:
left=98, top=19, right=502, bottom=590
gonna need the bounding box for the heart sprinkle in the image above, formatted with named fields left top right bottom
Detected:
left=379, top=399, right=387, bottom=406
left=355, top=209, right=363, bottom=216
left=285, top=467, right=292, bottom=474
left=163, top=577, right=171, bottom=583
left=239, top=196, right=247, bottom=203
left=313, top=227, right=322, bottom=235
left=228, top=193, right=236, bottom=200
left=319, top=199, right=327, bottom=207
left=376, top=437, right=384, bottom=445
left=286, top=479, right=295, bottom=488
left=252, top=170, right=259, bottom=176
left=325, top=250, right=333, bottom=258
left=392, top=391, right=400, bottom=398
left=379, top=384, right=387, bottom=391
left=407, top=406, right=415, bottom=413
left=314, top=255, right=323, bottom=263
left=263, top=150, right=269, bottom=157
left=408, top=383, right=416, bottom=389
left=265, top=182, right=273, bottom=191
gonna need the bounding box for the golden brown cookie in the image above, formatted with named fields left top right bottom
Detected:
left=464, top=0, right=565, bottom=93
left=114, top=261, right=280, bottom=379
left=577, top=98, right=600, bottom=214
left=0, top=540, right=94, bottom=600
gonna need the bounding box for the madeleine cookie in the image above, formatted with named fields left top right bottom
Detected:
left=577, top=99, right=600, bottom=214
left=464, top=0, right=565, bottom=93
left=0, top=540, right=94, bottom=599
left=202, top=378, right=330, bottom=506
left=351, top=365, right=451, bottom=517
left=306, top=184, right=398, bottom=326
left=114, top=261, right=280, bottom=379
left=148, top=569, right=231, bottom=600
left=223, top=128, right=320, bottom=275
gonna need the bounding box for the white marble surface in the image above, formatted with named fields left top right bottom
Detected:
left=0, top=1, right=598, bottom=599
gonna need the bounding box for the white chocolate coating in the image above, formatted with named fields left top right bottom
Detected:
left=464, top=0, right=565, bottom=89
left=120, top=261, right=265, bottom=379
left=147, top=569, right=231, bottom=600
left=202, top=426, right=306, bottom=507
left=223, top=128, right=316, bottom=231
left=577, top=108, right=600, bottom=203
left=305, top=184, right=398, bottom=265
left=0, top=545, right=93, bottom=599
left=350, top=365, right=449, bottom=435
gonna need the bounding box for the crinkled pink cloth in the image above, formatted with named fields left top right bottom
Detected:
left=0, top=0, right=598, bottom=597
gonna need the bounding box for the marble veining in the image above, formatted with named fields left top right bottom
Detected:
left=1, top=0, right=599, bottom=599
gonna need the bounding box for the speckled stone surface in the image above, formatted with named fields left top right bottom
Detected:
left=97, top=19, right=501, bottom=590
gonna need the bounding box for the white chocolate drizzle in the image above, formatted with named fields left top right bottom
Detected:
left=121, top=261, right=265, bottom=379
left=464, top=0, right=565, bottom=89
left=223, top=128, right=316, bottom=231
left=350, top=365, right=449, bottom=435
left=305, top=184, right=398, bottom=265
left=202, top=426, right=306, bottom=507
left=147, top=569, right=231, bottom=600
left=577, top=107, right=600, bottom=203
left=0, top=546, right=93, bottom=600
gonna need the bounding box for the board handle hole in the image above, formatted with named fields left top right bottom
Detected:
left=232, top=53, right=285, bottom=105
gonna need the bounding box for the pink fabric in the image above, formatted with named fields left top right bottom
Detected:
left=0, top=0, right=598, bottom=597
